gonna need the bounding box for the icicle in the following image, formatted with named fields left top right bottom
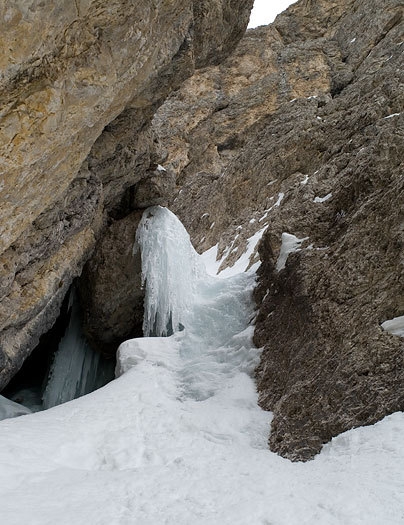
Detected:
left=135, top=206, right=206, bottom=336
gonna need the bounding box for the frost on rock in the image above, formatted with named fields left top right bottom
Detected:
left=135, top=206, right=207, bottom=336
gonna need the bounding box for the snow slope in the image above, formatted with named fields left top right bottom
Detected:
left=0, top=207, right=403, bottom=525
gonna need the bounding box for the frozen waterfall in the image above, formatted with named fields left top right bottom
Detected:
left=128, top=206, right=261, bottom=402
left=43, top=292, right=114, bottom=409
left=1, top=206, right=402, bottom=525
left=135, top=206, right=206, bottom=337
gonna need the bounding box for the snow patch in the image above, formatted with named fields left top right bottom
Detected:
left=276, top=232, right=308, bottom=271
left=314, top=193, right=332, bottom=203
left=258, top=192, right=284, bottom=222
left=218, top=227, right=266, bottom=278
left=200, top=244, right=221, bottom=276
left=381, top=315, right=404, bottom=337
left=274, top=192, right=284, bottom=206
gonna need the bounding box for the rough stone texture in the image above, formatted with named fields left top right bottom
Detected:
left=132, top=165, right=176, bottom=210
left=192, top=0, right=254, bottom=68
left=78, top=211, right=144, bottom=357
left=0, top=174, right=103, bottom=389
left=0, top=0, right=253, bottom=388
left=0, top=0, right=252, bottom=253
left=153, top=0, right=404, bottom=459
left=153, top=12, right=348, bottom=254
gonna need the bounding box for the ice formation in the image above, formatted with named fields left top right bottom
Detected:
left=135, top=206, right=207, bottom=337
left=43, top=292, right=114, bottom=409
left=131, top=206, right=259, bottom=401
left=0, top=395, right=31, bottom=421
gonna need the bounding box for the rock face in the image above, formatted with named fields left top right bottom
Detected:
left=153, top=0, right=404, bottom=459
left=0, top=174, right=103, bottom=390
left=0, top=0, right=253, bottom=389
left=78, top=211, right=144, bottom=356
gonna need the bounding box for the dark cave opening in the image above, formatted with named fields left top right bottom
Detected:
left=1, top=285, right=116, bottom=413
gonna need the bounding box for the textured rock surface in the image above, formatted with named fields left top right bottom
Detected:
left=0, top=0, right=253, bottom=389
left=154, top=0, right=404, bottom=459
left=0, top=174, right=103, bottom=389
left=78, top=211, right=144, bottom=356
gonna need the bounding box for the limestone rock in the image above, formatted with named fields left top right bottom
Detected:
left=0, top=174, right=103, bottom=390
left=79, top=211, right=144, bottom=356
left=154, top=0, right=404, bottom=459
left=0, top=0, right=252, bottom=254
left=0, top=0, right=253, bottom=387
left=132, top=165, right=176, bottom=209
left=154, top=19, right=344, bottom=251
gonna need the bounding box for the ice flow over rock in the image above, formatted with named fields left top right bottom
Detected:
left=135, top=206, right=210, bottom=337
left=128, top=206, right=261, bottom=402
left=43, top=291, right=114, bottom=409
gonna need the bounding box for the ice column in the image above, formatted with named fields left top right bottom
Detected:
left=135, top=206, right=206, bottom=336
left=43, top=293, right=112, bottom=409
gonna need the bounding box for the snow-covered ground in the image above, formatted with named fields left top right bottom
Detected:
left=0, top=207, right=403, bottom=525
